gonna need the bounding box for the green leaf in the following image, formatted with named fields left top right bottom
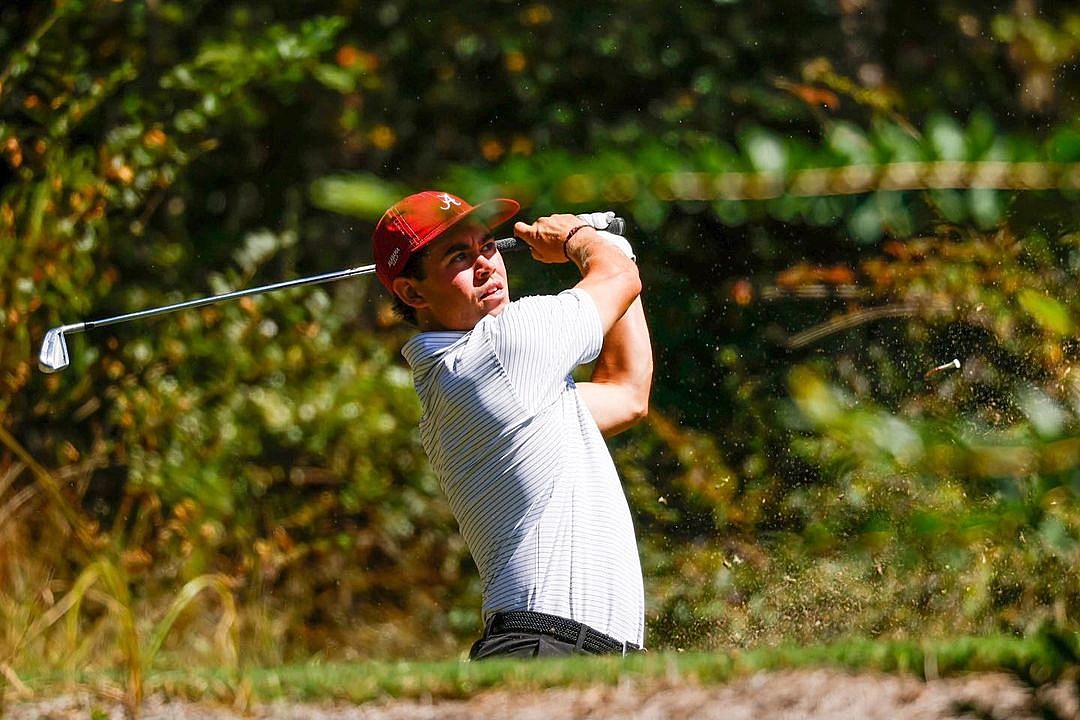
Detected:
left=929, top=189, right=966, bottom=223
left=826, top=121, right=873, bottom=165
left=309, top=173, right=408, bottom=219
left=968, top=188, right=1004, bottom=229
left=740, top=127, right=787, bottom=173
left=312, top=64, right=356, bottom=93
left=849, top=196, right=883, bottom=243
left=927, top=114, right=967, bottom=161
left=173, top=109, right=206, bottom=133
left=1018, top=289, right=1073, bottom=336
left=1048, top=127, right=1080, bottom=163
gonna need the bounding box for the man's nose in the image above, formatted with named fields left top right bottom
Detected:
left=475, top=254, right=495, bottom=277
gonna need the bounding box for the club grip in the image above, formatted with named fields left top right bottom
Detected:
left=496, top=217, right=626, bottom=253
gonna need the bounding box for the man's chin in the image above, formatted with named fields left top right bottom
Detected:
left=482, top=291, right=510, bottom=317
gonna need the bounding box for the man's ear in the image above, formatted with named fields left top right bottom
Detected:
left=392, top=277, right=428, bottom=309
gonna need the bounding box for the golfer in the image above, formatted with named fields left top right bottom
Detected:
left=372, top=190, right=652, bottom=659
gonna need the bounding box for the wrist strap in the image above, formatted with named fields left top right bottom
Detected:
left=563, top=224, right=591, bottom=260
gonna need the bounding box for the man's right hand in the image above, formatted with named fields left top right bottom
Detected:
left=513, top=214, right=598, bottom=265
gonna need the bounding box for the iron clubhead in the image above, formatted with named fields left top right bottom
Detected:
left=38, top=326, right=71, bottom=373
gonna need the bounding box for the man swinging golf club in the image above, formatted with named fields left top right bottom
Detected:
left=373, top=190, right=652, bottom=659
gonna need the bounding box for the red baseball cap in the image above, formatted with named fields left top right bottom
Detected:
left=372, top=190, right=520, bottom=290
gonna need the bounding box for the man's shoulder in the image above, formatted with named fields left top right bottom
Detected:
left=498, top=289, right=595, bottom=322
left=486, top=290, right=600, bottom=343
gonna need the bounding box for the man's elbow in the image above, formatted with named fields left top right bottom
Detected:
left=622, top=265, right=643, bottom=301
left=602, top=400, right=649, bottom=438
left=625, top=391, right=650, bottom=428
left=606, top=251, right=641, bottom=299
left=627, top=358, right=653, bottom=428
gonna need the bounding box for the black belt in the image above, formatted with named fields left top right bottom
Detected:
left=487, top=610, right=642, bottom=655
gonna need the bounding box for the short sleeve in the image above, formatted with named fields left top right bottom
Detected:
left=484, top=289, right=603, bottom=410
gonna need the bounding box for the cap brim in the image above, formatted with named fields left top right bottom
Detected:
left=457, top=197, right=520, bottom=233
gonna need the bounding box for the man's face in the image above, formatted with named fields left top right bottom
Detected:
left=396, top=220, right=511, bottom=331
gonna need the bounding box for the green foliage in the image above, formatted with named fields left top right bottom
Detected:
left=2, top=0, right=1080, bottom=676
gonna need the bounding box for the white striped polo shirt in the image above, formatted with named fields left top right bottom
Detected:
left=401, top=288, right=645, bottom=646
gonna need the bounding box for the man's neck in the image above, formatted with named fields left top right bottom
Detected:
left=417, top=317, right=468, bottom=333
left=416, top=311, right=491, bottom=333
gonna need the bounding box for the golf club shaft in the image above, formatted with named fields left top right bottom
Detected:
left=38, top=217, right=627, bottom=372
left=65, top=223, right=621, bottom=334
left=60, top=263, right=378, bottom=337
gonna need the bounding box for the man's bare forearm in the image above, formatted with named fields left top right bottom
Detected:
left=578, top=296, right=653, bottom=437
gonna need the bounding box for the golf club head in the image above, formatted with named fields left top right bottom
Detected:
left=38, top=326, right=70, bottom=373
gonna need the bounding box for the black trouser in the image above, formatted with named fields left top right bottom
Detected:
left=469, top=610, right=643, bottom=660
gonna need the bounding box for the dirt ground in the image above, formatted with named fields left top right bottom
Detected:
left=7, top=668, right=1080, bottom=720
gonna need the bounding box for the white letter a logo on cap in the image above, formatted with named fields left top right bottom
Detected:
left=439, top=192, right=461, bottom=211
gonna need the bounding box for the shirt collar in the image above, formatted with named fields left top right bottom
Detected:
left=401, top=330, right=467, bottom=370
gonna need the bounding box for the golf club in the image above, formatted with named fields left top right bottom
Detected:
left=38, top=216, right=626, bottom=373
